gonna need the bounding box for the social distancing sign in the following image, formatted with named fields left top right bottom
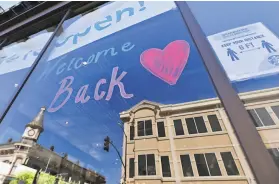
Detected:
left=208, top=22, right=279, bottom=81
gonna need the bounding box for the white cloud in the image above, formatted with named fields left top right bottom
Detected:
left=0, top=1, right=20, bottom=11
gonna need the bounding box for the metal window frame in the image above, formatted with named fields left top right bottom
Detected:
left=176, top=1, right=279, bottom=183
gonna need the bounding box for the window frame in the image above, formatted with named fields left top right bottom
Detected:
left=129, top=157, right=135, bottom=178
left=207, top=114, right=222, bottom=132
left=180, top=154, right=194, bottom=177
left=185, top=116, right=208, bottom=135
left=157, top=121, right=166, bottom=138
left=130, top=125, right=135, bottom=141
left=160, top=155, right=171, bottom=177
left=173, top=119, right=185, bottom=136
left=194, top=152, right=222, bottom=177
left=247, top=107, right=276, bottom=127
left=137, top=119, right=153, bottom=137
left=138, top=154, right=156, bottom=176
left=220, top=151, right=240, bottom=176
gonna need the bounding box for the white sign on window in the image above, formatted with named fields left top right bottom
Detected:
left=0, top=1, right=176, bottom=75
left=207, top=22, right=279, bottom=81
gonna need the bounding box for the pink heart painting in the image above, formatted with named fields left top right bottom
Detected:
left=140, top=40, right=190, bottom=85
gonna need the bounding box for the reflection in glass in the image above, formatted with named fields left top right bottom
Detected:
left=138, top=155, right=146, bottom=176
left=271, top=106, right=279, bottom=119
left=205, top=153, right=221, bottom=176
left=0, top=1, right=249, bottom=184
left=248, top=108, right=275, bottom=127
left=221, top=152, right=240, bottom=176
left=268, top=148, right=279, bottom=169
left=157, top=121, right=166, bottom=137
left=180, top=154, right=194, bottom=177
left=161, top=156, right=171, bottom=177
left=147, top=154, right=156, bottom=175
left=145, top=120, right=153, bottom=136
left=186, top=117, right=207, bottom=134
left=129, top=125, right=134, bottom=140
left=195, top=154, right=210, bottom=176
left=188, top=1, right=279, bottom=176
left=137, top=121, right=144, bottom=136
left=186, top=118, right=197, bottom=134
left=195, top=117, right=207, bottom=133
left=174, top=119, right=184, bottom=136
left=208, top=115, right=222, bottom=132
left=0, top=28, right=54, bottom=116
left=129, top=158, right=135, bottom=178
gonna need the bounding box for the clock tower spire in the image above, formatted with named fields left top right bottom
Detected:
left=22, top=107, right=45, bottom=145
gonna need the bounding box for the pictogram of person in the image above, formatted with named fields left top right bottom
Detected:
left=227, top=48, right=239, bottom=61
left=262, top=40, right=277, bottom=53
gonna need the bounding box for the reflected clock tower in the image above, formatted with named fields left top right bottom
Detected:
left=22, top=107, right=45, bottom=145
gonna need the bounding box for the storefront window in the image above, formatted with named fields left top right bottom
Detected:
left=0, top=1, right=256, bottom=184
left=0, top=28, right=55, bottom=117
left=188, top=0, right=279, bottom=172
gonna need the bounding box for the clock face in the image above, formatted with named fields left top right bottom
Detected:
left=28, top=129, right=35, bottom=136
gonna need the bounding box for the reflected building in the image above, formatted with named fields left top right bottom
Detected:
left=120, top=87, right=279, bottom=184
left=0, top=107, right=105, bottom=184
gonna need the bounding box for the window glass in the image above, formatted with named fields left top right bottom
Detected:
left=194, top=154, right=210, bottom=176
left=161, top=156, right=171, bottom=177
left=247, top=109, right=262, bottom=127
left=186, top=117, right=207, bottom=134
left=268, top=148, right=279, bottom=169
left=138, top=121, right=144, bottom=136
left=157, top=121, right=166, bottom=137
left=129, top=158, right=135, bottom=178
left=174, top=119, right=185, bottom=135
left=147, top=154, right=156, bottom=175
left=130, top=125, right=134, bottom=140
left=188, top=1, right=279, bottom=172
left=185, top=118, right=197, bottom=134
left=138, top=154, right=156, bottom=176
left=248, top=108, right=275, bottom=127
left=208, top=115, right=222, bottom=132
left=0, top=1, right=226, bottom=183
left=271, top=106, right=279, bottom=119
left=138, top=155, right=147, bottom=176
left=180, top=154, right=194, bottom=177
left=195, top=117, right=207, bottom=133
left=145, top=120, right=153, bottom=136
left=138, top=120, right=152, bottom=136
left=255, top=108, right=275, bottom=126
left=221, top=152, right=240, bottom=175
left=205, top=153, right=221, bottom=176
